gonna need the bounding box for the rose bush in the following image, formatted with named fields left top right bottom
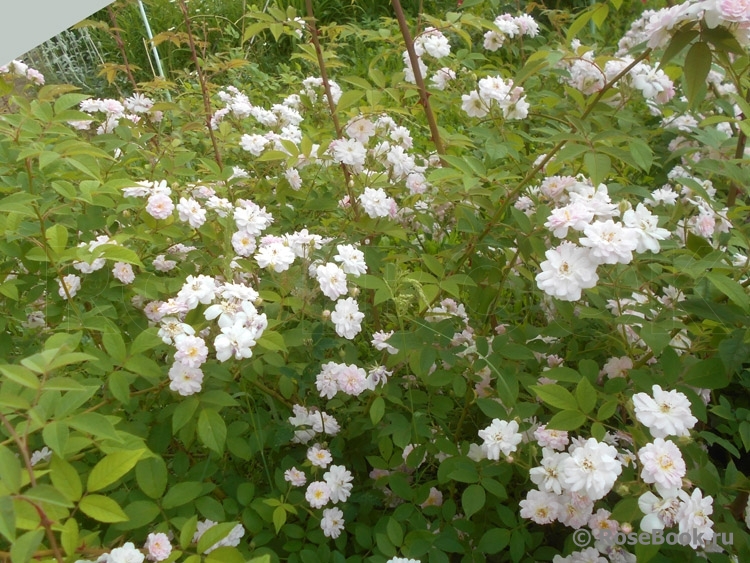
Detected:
left=0, top=1, right=750, bottom=562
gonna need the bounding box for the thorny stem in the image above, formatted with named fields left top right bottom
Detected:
left=107, top=5, right=139, bottom=93
left=391, top=0, right=446, bottom=157
left=304, top=0, right=359, bottom=218
left=446, top=48, right=653, bottom=279
left=0, top=413, right=64, bottom=563
left=178, top=0, right=224, bottom=169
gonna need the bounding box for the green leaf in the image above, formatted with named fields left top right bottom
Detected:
left=0, top=365, right=39, bottom=389
left=130, top=328, right=161, bottom=355
left=50, top=455, right=83, bottom=501
left=410, top=347, right=436, bottom=378
left=403, top=529, right=434, bottom=557
left=497, top=344, right=535, bottom=361
left=638, top=322, right=672, bottom=357
left=597, top=400, right=619, bottom=421
left=65, top=157, right=100, bottom=180
left=0, top=192, right=40, bottom=217
left=108, top=371, right=133, bottom=405
left=478, top=528, right=510, bottom=554
left=718, top=330, right=750, bottom=375
left=67, top=413, right=121, bottom=442
left=388, top=472, right=413, bottom=501
left=206, top=547, right=246, bottom=563
left=547, top=409, right=587, bottom=431
left=54, top=93, right=91, bottom=114
left=120, top=500, right=161, bottom=530
left=542, top=367, right=581, bottom=383
left=198, top=409, right=227, bottom=454
left=163, top=482, right=203, bottom=509
left=25, top=484, right=74, bottom=507
left=481, top=478, right=507, bottom=500
left=87, top=449, right=146, bottom=492
left=683, top=42, right=712, bottom=109
left=124, top=354, right=164, bottom=382
left=584, top=152, right=611, bottom=185
left=591, top=3, right=609, bottom=28
left=530, top=384, right=578, bottom=411
left=0, top=445, right=22, bottom=494
left=566, top=8, right=593, bottom=42
left=102, top=331, right=127, bottom=365
left=421, top=254, right=444, bottom=278
left=0, top=281, right=18, bottom=300
left=437, top=456, right=477, bottom=485
left=370, top=396, right=385, bottom=425
left=10, top=529, right=44, bottom=563
left=461, top=484, right=485, bottom=519
left=45, top=224, right=68, bottom=256
left=136, top=456, right=168, bottom=499
left=173, top=397, right=200, bottom=433
left=386, top=517, right=403, bottom=546
left=49, top=352, right=96, bottom=371
left=197, top=522, right=240, bottom=554
left=629, top=139, right=653, bottom=172
left=335, top=89, right=364, bottom=113
left=60, top=518, right=79, bottom=557
left=97, top=244, right=143, bottom=267
left=272, top=505, right=286, bottom=534
left=43, top=422, right=69, bottom=456
left=706, top=272, right=749, bottom=312
left=660, top=26, right=699, bottom=67
left=683, top=358, right=729, bottom=390
left=180, top=515, right=199, bottom=550
left=575, top=378, right=597, bottom=414
left=257, top=331, right=287, bottom=353
left=0, top=496, right=15, bottom=542
left=79, top=494, right=129, bottom=523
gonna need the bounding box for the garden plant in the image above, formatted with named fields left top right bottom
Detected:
left=0, top=0, right=750, bottom=562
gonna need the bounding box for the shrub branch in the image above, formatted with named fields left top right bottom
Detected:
left=391, top=0, right=445, bottom=156
left=178, top=0, right=223, bottom=169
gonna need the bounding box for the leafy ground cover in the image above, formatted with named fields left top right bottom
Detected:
left=1, top=1, right=750, bottom=562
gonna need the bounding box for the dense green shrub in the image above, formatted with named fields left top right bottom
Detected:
left=1, top=1, right=750, bottom=562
